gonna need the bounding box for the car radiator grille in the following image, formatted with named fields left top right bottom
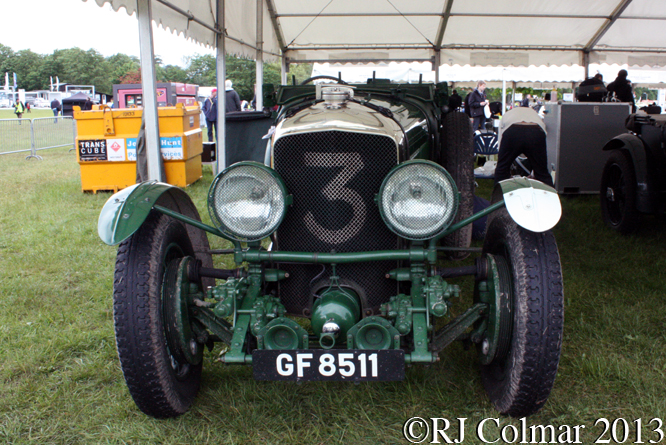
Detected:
left=273, top=130, right=399, bottom=315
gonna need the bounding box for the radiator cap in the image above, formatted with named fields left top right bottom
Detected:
left=320, top=86, right=354, bottom=109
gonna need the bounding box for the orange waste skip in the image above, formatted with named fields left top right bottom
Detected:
left=74, top=103, right=203, bottom=193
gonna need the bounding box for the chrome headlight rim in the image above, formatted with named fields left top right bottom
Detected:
left=378, top=160, right=459, bottom=241
left=207, top=161, right=288, bottom=242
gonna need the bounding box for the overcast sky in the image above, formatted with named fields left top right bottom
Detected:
left=0, top=0, right=215, bottom=67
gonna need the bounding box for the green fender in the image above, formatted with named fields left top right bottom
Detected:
left=602, top=133, right=647, bottom=188
left=97, top=181, right=190, bottom=245
left=602, top=133, right=654, bottom=213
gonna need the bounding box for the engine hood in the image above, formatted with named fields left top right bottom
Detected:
left=272, top=101, right=405, bottom=148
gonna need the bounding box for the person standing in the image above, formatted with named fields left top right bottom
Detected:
left=225, top=80, right=241, bottom=113
left=202, top=88, right=218, bottom=142
left=577, top=74, right=606, bottom=102
left=448, top=89, right=463, bottom=111
left=51, top=98, right=61, bottom=123
left=520, top=94, right=532, bottom=107
left=14, top=99, right=25, bottom=121
left=607, top=69, right=635, bottom=112
left=494, top=107, right=553, bottom=187
left=469, top=81, right=488, bottom=132
left=537, top=93, right=551, bottom=118
left=250, top=84, right=258, bottom=111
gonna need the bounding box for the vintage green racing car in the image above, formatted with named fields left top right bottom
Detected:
left=98, top=77, right=564, bottom=419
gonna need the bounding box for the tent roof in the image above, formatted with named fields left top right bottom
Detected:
left=89, top=0, right=666, bottom=67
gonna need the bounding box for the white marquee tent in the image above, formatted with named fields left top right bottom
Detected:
left=86, top=0, right=666, bottom=178
left=90, top=0, right=666, bottom=68
left=312, top=62, right=666, bottom=88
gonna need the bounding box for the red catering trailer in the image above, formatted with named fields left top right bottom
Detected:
left=112, top=82, right=198, bottom=108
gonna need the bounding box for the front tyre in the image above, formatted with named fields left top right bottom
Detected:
left=113, top=211, right=202, bottom=418
left=480, top=208, right=564, bottom=417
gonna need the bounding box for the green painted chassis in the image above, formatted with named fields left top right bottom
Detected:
left=99, top=179, right=508, bottom=366
left=98, top=78, right=555, bottom=369
left=153, top=205, right=502, bottom=365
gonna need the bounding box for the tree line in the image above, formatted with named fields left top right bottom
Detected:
left=0, top=43, right=312, bottom=102
left=6, top=43, right=651, bottom=104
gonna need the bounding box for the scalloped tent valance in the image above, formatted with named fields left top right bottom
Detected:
left=88, top=0, right=666, bottom=68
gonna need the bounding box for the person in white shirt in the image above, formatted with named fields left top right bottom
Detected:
left=537, top=92, right=551, bottom=118
left=495, top=107, right=553, bottom=187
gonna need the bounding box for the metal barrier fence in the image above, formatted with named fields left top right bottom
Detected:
left=0, top=116, right=76, bottom=159
left=0, top=118, right=32, bottom=157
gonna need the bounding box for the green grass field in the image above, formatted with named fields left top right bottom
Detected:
left=1, top=147, right=665, bottom=444
left=0, top=108, right=56, bottom=119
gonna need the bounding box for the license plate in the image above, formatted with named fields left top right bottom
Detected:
left=252, top=350, right=405, bottom=382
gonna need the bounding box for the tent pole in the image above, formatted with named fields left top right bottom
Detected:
left=512, top=81, right=516, bottom=107
left=281, top=56, right=288, bottom=85
left=583, top=51, right=590, bottom=79
left=433, top=50, right=441, bottom=83
left=136, top=0, right=164, bottom=182
left=216, top=0, right=226, bottom=174
left=502, top=69, right=506, bottom=115
left=256, top=0, right=264, bottom=110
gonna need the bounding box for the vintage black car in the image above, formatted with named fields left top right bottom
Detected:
left=98, top=77, right=564, bottom=419
left=600, top=111, right=666, bottom=233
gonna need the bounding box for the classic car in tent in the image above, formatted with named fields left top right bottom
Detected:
left=88, top=0, right=666, bottom=418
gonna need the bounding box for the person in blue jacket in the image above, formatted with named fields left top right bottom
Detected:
left=202, top=88, right=217, bottom=142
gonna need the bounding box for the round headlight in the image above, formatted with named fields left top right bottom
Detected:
left=378, top=160, right=458, bottom=240
left=208, top=162, right=288, bottom=241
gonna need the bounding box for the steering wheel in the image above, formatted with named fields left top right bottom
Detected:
left=299, top=75, right=348, bottom=85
